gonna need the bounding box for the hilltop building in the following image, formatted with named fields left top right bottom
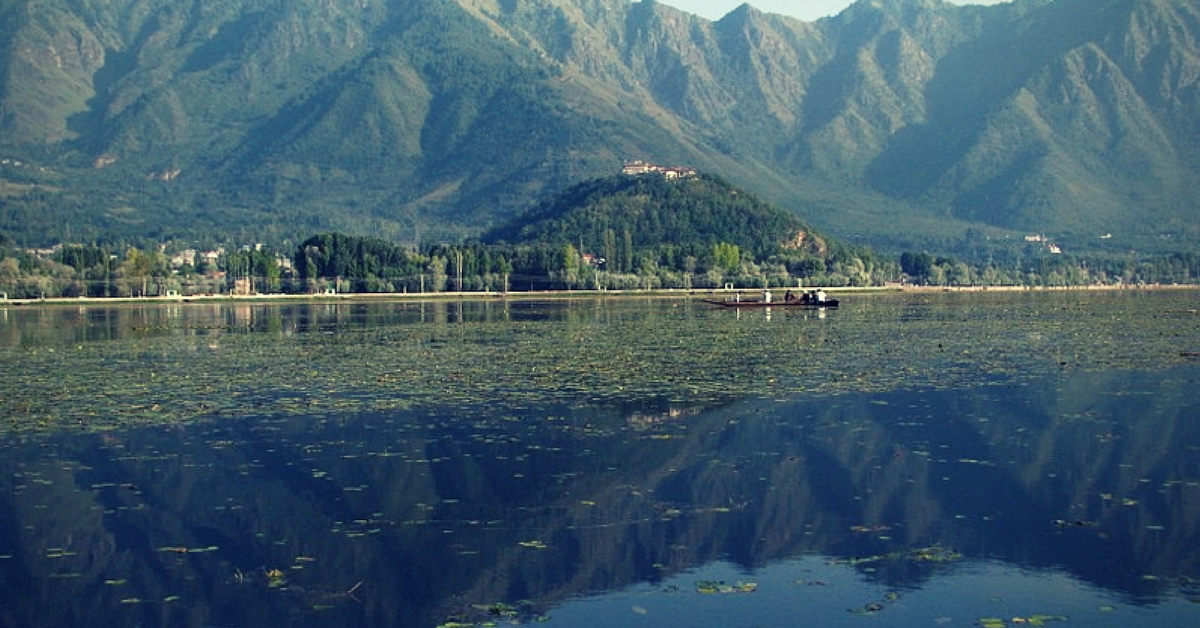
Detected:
left=622, top=160, right=697, bottom=179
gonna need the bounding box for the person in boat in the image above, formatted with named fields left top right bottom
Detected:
left=816, top=289, right=827, bottom=303
left=785, top=290, right=796, bottom=302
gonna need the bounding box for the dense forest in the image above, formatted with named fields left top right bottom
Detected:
left=483, top=175, right=815, bottom=257
left=4, top=235, right=1199, bottom=301
left=290, top=174, right=888, bottom=292
left=7, top=235, right=1200, bottom=302
left=3, top=232, right=1200, bottom=301
left=2, top=173, right=1199, bottom=300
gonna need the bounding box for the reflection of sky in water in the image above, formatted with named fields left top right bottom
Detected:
left=545, top=557, right=1200, bottom=628
left=1, top=294, right=1199, bottom=627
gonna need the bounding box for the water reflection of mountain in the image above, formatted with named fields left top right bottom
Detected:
left=2, top=364, right=1197, bottom=627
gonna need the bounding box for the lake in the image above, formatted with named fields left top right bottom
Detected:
left=1, top=290, right=1198, bottom=628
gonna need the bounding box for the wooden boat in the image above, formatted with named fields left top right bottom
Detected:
left=704, top=296, right=838, bottom=308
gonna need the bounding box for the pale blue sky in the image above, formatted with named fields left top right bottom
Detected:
left=659, top=1, right=1010, bottom=22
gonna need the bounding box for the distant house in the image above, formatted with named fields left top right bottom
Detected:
left=29, top=244, right=62, bottom=257
left=622, top=160, right=697, bottom=179
left=1024, top=234, right=1062, bottom=254
left=232, top=277, right=254, bottom=296
left=171, top=249, right=197, bottom=267
left=622, top=160, right=655, bottom=175
left=660, top=166, right=696, bottom=180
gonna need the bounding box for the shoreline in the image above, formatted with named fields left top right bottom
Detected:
left=891, top=283, right=1199, bottom=293
left=1, top=283, right=1195, bottom=308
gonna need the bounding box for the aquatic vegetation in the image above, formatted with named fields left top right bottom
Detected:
left=1, top=292, right=1196, bottom=438
left=831, top=545, right=963, bottom=567
left=436, top=600, right=549, bottom=628
left=978, top=616, right=1067, bottom=628
left=695, top=580, right=758, bottom=594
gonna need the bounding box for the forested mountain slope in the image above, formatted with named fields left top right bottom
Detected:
left=1, top=0, right=1198, bottom=255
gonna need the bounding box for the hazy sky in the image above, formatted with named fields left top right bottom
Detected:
left=659, top=1, right=1011, bottom=22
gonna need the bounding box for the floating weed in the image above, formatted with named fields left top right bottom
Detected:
left=847, top=590, right=902, bottom=615
left=832, top=545, right=962, bottom=567
left=848, top=601, right=887, bottom=615
left=439, top=599, right=546, bottom=627
left=6, top=293, right=1200, bottom=437
left=156, top=545, right=218, bottom=554
left=266, top=568, right=288, bottom=588
left=910, top=546, right=963, bottom=563
left=978, top=615, right=1069, bottom=627
left=472, top=602, right=519, bottom=617
left=695, top=580, right=757, bottom=594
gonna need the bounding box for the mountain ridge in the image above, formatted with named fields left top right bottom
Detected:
left=1, top=0, right=1198, bottom=255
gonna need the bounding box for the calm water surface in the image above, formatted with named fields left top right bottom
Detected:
left=1, top=291, right=1198, bottom=628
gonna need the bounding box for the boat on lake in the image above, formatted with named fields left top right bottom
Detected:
left=705, top=290, right=839, bottom=308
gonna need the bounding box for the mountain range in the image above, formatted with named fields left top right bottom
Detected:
left=1, top=0, right=1198, bottom=255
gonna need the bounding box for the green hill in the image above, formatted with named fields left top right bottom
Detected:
left=483, top=173, right=826, bottom=260
left=291, top=172, right=885, bottom=291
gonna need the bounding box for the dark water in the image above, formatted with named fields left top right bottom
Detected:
left=1, top=292, right=1198, bottom=627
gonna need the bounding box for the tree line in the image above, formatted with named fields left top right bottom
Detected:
left=2, top=236, right=1199, bottom=300
left=900, top=250, right=1200, bottom=287
left=293, top=231, right=892, bottom=293
left=0, top=243, right=280, bottom=299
